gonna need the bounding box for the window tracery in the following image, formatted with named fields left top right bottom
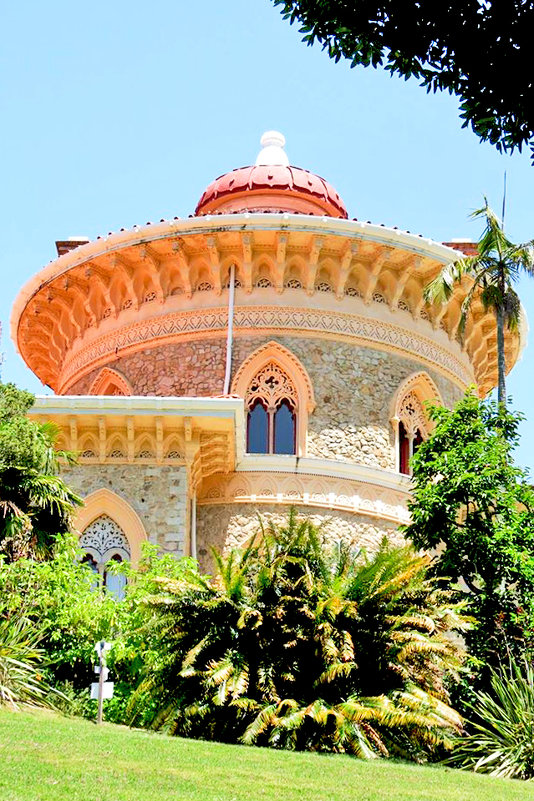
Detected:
left=286, top=278, right=302, bottom=289
left=79, top=515, right=130, bottom=598
left=245, top=362, right=297, bottom=455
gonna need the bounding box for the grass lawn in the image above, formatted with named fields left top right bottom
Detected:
left=0, top=708, right=531, bottom=801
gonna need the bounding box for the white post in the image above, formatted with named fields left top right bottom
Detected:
left=96, top=643, right=105, bottom=725
left=223, top=263, right=236, bottom=395
left=190, top=493, right=197, bottom=560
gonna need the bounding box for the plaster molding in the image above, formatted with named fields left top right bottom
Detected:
left=235, top=453, right=411, bottom=492
left=198, top=468, right=411, bottom=526
left=58, top=306, right=474, bottom=393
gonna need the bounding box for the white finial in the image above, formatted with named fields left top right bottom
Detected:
left=255, top=130, right=289, bottom=166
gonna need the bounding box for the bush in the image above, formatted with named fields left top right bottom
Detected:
left=0, top=535, right=197, bottom=722
left=130, top=511, right=470, bottom=761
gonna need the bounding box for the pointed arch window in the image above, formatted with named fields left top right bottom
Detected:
left=245, top=362, right=297, bottom=455
left=397, top=392, right=427, bottom=476
left=79, top=515, right=130, bottom=599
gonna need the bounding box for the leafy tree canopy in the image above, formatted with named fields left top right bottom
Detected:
left=0, top=382, right=82, bottom=561
left=273, top=1, right=534, bottom=158
left=405, top=392, right=534, bottom=670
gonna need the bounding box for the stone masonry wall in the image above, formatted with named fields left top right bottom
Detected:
left=65, top=339, right=227, bottom=396
left=62, top=463, right=188, bottom=556
left=65, top=334, right=462, bottom=470
left=196, top=502, right=404, bottom=572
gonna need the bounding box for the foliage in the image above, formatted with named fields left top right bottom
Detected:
left=453, top=660, right=534, bottom=781
left=0, top=536, right=197, bottom=721
left=130, top=512, right=469, bottom=761
left=3, top=710, right=530, bottom=801
left=0, top=534, right=120, bottom=685
left=405, top=392, right=534, bottom=677
left=0, top=382, right=82, bottom=561
left=424, top=201, right=534, bottom=406
left=272, top=1, right=534, bottom=159
left=0, top=607, right=56, bottom=708
left=0, top=382, right=34, bottom=422
left=103, top=544, right=198, bottom=724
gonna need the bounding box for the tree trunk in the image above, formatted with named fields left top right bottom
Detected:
left=496, top=264, right=507, bottom=408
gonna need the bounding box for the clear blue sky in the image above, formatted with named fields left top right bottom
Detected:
left=2, top=1, right=533, bottom=468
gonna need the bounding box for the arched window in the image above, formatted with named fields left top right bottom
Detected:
left=79, top=515, right=130, bottom=599
left=397, top=392, right=428, bottom=476
left=391, top=372, right=442, bottom=477
left=245, top=362, right=297, bottom=455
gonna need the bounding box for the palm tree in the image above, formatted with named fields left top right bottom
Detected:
left=0, top=416, right=82, bottom=561
left=424, top=199, right=534, bottom=407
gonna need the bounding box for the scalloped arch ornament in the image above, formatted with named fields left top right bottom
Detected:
left=231, top=341, right=315, bottom=456
left=73, top=487, right=147, bottom=567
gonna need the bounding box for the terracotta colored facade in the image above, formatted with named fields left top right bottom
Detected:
left=12, top=132, right=524, bottom=570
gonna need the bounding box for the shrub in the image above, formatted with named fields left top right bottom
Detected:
left=130, top=512, right=470, bottom=761
left=0, top=536, right=197, bottom=723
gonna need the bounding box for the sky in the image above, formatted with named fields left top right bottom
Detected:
left=1, top=0, right=533, bottom=468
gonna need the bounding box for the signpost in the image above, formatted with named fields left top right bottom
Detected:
left=92, top=641, right=113, bottom=724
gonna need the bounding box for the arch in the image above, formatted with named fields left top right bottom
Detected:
left=284, top=255, right=306, bottom=287
left=78, top=431, right=98, bottom=459
left=390, top=372, right=443, bottom=474
left=163, top=433, right=183, bottom=460
left=106, top=433, right=127, bottom=459
left=89, top=367, right=132, bottom=396
left=232, top=341, right=315, bottom=456
left=73, top=488, right=147, bottom=567
left=134, top=432, right=156, bottom=459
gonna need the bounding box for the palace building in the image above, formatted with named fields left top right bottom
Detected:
left=10, top=132, right=523, bottom=577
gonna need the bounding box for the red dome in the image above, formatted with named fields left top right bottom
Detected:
left=195, top=165, right=347, bottom=219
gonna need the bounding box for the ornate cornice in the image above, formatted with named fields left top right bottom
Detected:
left=13, top=216, right=521, bottom=394
left=59, top=305, right=474, bottom=392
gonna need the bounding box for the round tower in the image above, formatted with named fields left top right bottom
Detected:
left=11, top=133, right=524, bottom=567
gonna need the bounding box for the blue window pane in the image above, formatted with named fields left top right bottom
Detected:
left=274, top=401, right=295, bottom=455
left=247, top=401, right=269, bottom=453
left=104, top=555, right=127, bottom=600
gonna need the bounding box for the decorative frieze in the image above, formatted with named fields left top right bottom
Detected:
left=198, top=470, right=411, bottom=526
left=59, top=305, right=474, bottom=392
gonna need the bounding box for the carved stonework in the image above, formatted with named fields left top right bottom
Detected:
left=198, top=471, right=411, bottom=526
left=59, top=306, right=474, bottom=393
left=246, top=362, right=297, bottom=412
left=399, top=391, right=428, bottom=437
left=79, top=515, right=131, bottom=561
